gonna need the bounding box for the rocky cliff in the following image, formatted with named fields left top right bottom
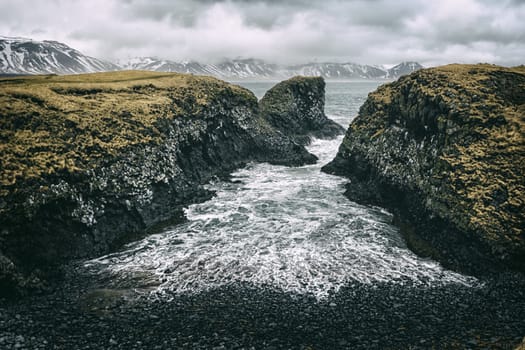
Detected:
left=0, top=71, right=327, bottom=295
left=259, top=76, right=344, bottom=145
left=323, top=64, right=525, bottom=274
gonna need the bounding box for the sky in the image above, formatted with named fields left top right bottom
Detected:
left=0, top=0, right=524, bottom=67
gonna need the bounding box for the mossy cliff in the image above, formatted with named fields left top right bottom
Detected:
left=0, top=71, right=325, bottom=295
left=323, top=64, right=524, bottom=274
left=259, top=76, right=344, bottom=145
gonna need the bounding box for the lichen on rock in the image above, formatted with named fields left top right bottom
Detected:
left=323, top=64, right=525, bottom=274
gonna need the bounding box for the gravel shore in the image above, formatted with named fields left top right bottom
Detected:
left=1, top=265, right=524, bottom=349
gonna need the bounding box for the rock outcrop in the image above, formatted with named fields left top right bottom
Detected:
left=323, top=64, right=525, bottom=274
left=259, top=76, right=344, bottom=145
left=0, top=71, right=328, bottom=295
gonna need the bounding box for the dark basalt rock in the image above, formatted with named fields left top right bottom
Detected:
left=0, top=71, right=323, bottom=295
left=259, top=76, right=345, bottom=145
left=323, top=64, right=525, bottom=275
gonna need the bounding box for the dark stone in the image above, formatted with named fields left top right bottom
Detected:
left=322, top=64, right=525, bottom=275
left=259, top=76, right=345, bottom=145
left=3, top=275, right=524, bottom=349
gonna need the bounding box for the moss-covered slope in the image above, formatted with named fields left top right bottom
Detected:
left=323, top=64, right=525, bottom=273
left=0, top=71, right=253, bottom=187
left=0, top=71, right=319, bottom=295
left=259, top=76, right=344, bottom=145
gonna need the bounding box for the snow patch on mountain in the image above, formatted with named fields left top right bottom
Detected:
left=123, top=57, right=423, bottom=80
left=0, top=36, right=119, bottom=75
left=385, top=62, right=424, bottom=79
left=0, top=36, right=423, bottom=79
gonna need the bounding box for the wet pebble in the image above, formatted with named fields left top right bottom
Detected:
left=0, top=270, right=524, bottom=349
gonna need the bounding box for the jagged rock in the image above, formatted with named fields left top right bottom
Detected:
left=323, top=64, right=525, bottom=274
left=259, top=76, right=344, bottom=145
left=0, top=71, right=320, bottom=295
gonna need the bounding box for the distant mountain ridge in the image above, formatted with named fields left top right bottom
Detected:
left=0, top=36, right=423, bottom=79
left=120, top=57, right=281, bottom=79
left=384, top=61, right=424, bottom=79
left=123, top=57, right=423, bottom=80
left=0, top=36, right=119, bottom=75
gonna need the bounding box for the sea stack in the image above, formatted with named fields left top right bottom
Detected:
left=259, top=76, right=345, bottom=145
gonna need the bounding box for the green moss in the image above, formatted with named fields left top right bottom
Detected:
left=0, top=70, right=257, bottom=192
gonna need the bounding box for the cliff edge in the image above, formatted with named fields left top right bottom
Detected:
left=259, top=76, right=344, bottom=145
left=0, top=71, right=329, bottom=295
left=323, top=64, right=525, bottom=274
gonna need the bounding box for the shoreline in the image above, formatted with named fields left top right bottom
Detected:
left=2, top=262, right=524, bottom=349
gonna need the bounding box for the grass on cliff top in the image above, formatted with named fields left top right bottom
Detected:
left=354, top=63, right=525, bottom=245
left=366, top=63, right=524, bottom=106
left=0, top=71, right=256, bottom=191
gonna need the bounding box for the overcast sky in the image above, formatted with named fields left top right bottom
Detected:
left=1, top=0, right=524, bottom=66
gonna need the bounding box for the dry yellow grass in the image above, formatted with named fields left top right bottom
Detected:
left=348, top=63, right=524, bottom=251
left=0, top=70, right=256, bottom=191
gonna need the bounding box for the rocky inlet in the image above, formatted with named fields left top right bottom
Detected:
left=0, top=72, right=340, bottom=295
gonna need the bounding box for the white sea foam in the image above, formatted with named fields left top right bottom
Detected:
left=84, top=82, right=479, bottom=299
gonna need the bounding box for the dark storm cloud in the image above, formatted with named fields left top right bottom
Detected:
left=118, top=0, right=206, bottom=27
left=0, top=0, right=523, bottom=66
left=118, top=0, right=315, bottom=29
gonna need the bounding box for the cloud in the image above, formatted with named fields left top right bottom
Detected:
left=0, top=0, right=523, bottom=66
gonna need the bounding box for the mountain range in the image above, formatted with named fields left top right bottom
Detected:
left=1, top=36, right=423, bottom=79
left=0, top=36, right=119, bottom=75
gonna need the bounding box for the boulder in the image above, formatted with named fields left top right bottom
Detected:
left=259, top=76, right=344, bottom=145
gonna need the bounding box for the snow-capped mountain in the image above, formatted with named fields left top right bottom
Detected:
left=121, top=57, right=280, bottom=79
left=122, top=57, right=281, bottom=79
left=120, top=57, right=207, bottom=74
left=385, top=62, right=424, bottom=79
left=124, top=57, right=423, bottom=80
left=0, top=36, right=423, bottom=79
left=214, top=59, right=280, bottom=79
left=0, top=36, right=119, bottom=75
left=288, top=62, right=388, bottom=79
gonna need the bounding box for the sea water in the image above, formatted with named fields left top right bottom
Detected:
left=85, top=81, right=478, bottom=299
